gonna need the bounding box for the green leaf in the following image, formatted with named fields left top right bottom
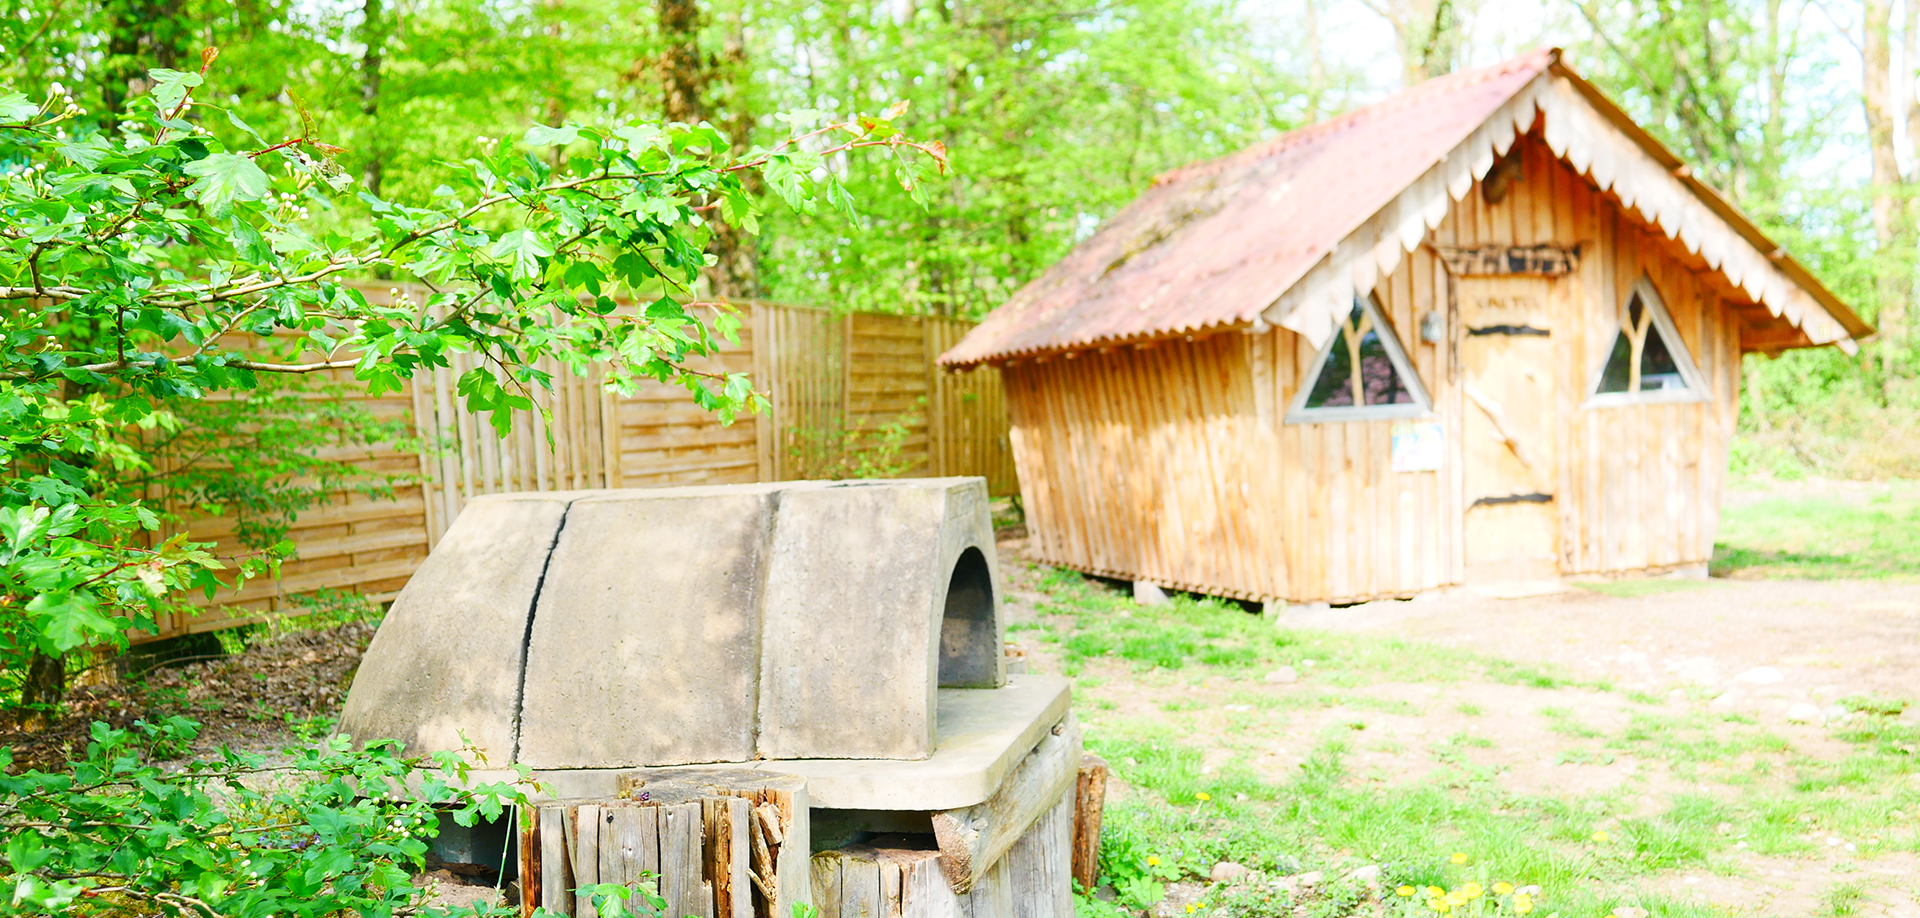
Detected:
left=184, top=153, right=270, bottom=215
left=490, top=229, right=554, bottom=279
left=0, top=92, right=39, bottom=122
left=30, top=590, right=118, bottom=652
left=57, top=136, right=113, bottom=169
left=524, top=123, right=580, bottom=148
left=148, top=68, right=204, bottom=113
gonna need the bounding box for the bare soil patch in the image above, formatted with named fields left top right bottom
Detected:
left=997, top=529, right=1920, bottom=917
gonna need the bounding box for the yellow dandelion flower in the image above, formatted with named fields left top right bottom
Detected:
left=1427, top=886, right=1445, bottom=897
left=1462, top=883, right=1484, bottom=899
left=1185, top=906, right=1196, bottom=914
left=1445, top=890, right=1468, bottom=907
left=1147, top=856, right=1160, bottom=867
left=1196, top=792, right=1211, bottom=802
left=1397, top=886, right=1416, bottom=897
left=1428, top=899, right=1450, bottom=914
left=1449, top=852, right=1469, bottom=864
left=1514, top=894, right=1534, bottom=915
left=1493, top=882, right=1514, bottom=895
left=1591, top=831, right=1610, bottom=843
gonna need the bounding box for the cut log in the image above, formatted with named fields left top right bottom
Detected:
left=616, top=767, right=812, bottom=918
left=1071, top=754, right=1108, bottom=892
left=519, top=769, right=812, bottom=918
left=929, top=714, right=1082, bottom=893
left=1006, top=790, right=1074, bottom=917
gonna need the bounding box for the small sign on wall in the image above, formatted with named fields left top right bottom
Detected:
left=1391, top=421, right=1445, bottom=472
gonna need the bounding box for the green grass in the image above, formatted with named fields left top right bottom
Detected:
left=1020, top=550, right=1920, bottom=916
left=1713, top=481, right=1920, bottom=580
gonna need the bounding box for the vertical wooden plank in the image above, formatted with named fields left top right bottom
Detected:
left=812, top=852, right=845, bottom=918
left=841, top=854, right=881, bottom=918
left=961, top=853, right=1014, bottom=918
left=1006, top=789, right=1075, bottom=918
left=518, top=805, right=542, bottom=917
left=572, top=805, right=601, bottom=916
left=902, top=856, right=962, bottom=918
left=538, top=806, right=574, bottom=917
left=703, top=795, right=753, bottom=918
left=880, top=861, right=904, bottom=918
left=752, top=303, right=776, bottom=482
left=661, top=802, right=713, bottom=918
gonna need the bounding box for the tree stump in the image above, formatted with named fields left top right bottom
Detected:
left=518, top=769, right=808, bottom=918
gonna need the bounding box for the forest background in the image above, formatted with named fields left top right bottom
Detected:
left=5, top=0, right=1917, bottom=480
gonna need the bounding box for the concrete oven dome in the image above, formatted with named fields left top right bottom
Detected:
left=339, top=478, right=1008, bottom=771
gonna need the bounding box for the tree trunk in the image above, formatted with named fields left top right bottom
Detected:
left=100, top=0, right=188, bottom=129
left=21, top=649, right=65, bottom=713
left=359, top=0, right=388, bottom=197
left=659, top=0, right=706, bottom=124
left=658, top=0, right=761, bottom=299
left=1864, top=0, right=1908, bottom=387
left=709, top=17, right=763, bottom=299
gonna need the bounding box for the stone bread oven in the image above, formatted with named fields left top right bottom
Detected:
left=340, top=478, right=1089, bottom=918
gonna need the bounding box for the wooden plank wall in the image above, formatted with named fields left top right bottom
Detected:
left=153, top=369, right=432, bottom=636
left=1256, top=245, right=1455, bottom=603
left=139, top=294, right=1016, bottom=642
left=1003, top=335, right=1286, bottom=602
left=1002, top=130, right=1746, bottom=603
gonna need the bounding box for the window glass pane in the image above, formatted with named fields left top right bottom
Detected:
left=1303, top=298, right=1414, bottom=408
left=1596, top=291, right=1690, bottom=394
left=1597, top=332, right=1635, bottom=393
left=1304, top=307, right=1359, bottom=407
left=1637, top=327, right=1685, bottom=391
left=1357, top=324, right=1415, bottom=404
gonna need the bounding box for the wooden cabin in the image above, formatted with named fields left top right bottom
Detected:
left=939, top=49, right=1872, bottom=604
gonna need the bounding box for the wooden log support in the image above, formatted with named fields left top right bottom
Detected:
left=518, top=769, right=811, bottom=918
left=929, top=714, right=1082, bottom=894
left=1070, top=754, right=1108, bottom=893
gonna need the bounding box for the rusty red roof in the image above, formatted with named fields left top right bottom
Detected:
left=939, top=50, right=1560, bottom=366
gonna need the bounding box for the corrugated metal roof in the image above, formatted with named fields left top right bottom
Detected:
left=940, top=51, right=1557, bottom=366
left=940, top=49, right=1870, bottom=367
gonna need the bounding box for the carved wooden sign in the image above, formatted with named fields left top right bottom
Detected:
left=1436, top=244, right=1580, bottom=277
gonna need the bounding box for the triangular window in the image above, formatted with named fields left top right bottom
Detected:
left=1586, top=276, right=1708, bottom=406
left=1287, top=292, right=1431, bottom=422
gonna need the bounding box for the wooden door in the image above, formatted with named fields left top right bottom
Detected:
left=1458, top=277, right=1560, bottom=582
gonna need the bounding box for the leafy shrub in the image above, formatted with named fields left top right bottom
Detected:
left=0, top=717, right=526, bottom=917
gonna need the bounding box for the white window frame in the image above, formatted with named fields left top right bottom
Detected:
left=1582, top=275, right=1711, bottom=408
left=1285, top=291, right=1434, bottom=424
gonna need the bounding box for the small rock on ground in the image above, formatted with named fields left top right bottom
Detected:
left=1210, top=861, right=1249, bottom=883
left=1786, top=702, right=1822, bottom=724
left=1264, top=665, right=1299, bottom=684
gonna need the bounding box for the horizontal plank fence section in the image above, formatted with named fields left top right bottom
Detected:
left=147, top=290, right=1013, bottom=640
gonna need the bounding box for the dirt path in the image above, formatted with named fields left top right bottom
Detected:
left=996, top=534, right=1920, bottom=917
left=1287, top=578, right=1920, bottom=717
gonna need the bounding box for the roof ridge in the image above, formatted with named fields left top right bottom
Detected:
left=1152, top=48, right=1557, bottom=188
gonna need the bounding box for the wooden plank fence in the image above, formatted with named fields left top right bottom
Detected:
left=142, top=287, right=1013, bottom=641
